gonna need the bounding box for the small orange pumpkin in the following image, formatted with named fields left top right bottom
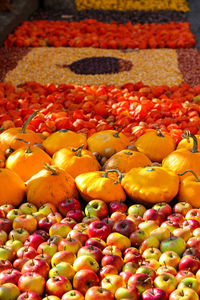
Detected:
left=26, top=164, right=78, bottom=208
left=52, top=144, right=100, bottom=178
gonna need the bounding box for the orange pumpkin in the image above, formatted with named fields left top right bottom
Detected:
left=177, top=131, right=200, bottom=151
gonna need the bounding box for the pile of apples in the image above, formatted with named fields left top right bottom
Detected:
left=1, top=198, right=200, bottom=300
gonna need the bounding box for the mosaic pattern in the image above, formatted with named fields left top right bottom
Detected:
left=75, top=0, right=190, bottom=12
left=4, top=48, right=183, bottom=87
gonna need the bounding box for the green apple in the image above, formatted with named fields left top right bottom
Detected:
left=128, top=204, right=146, bottom=217
left=38, top=202, right=56, bottom=216
left=49, top=223, right=72, bottom=238
left=142, top=247, right=161, bottom=260
left=178, top=277, right=200, bottom=294
left=5, top=239, right=23, bottom=252
left=49, top=261, right=75, bottom=280
left=19, top=202, right=37, bottom=215
left=0, top=283, right=20, bottom=300
left=160, top=236, right=186, bottom=256
left=154, top=273, right=177, bottom=297
left=6, top=209, right=22, bottom=222
left=0, top=246, right=15, bottom=262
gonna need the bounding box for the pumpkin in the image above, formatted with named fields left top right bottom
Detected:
left=87, top=127, right=130, bottom=157
left=0, top=151, right=5, bottom=168
left=6, top=139, right=52, bottom=181
left=162, top=132, right=200, bottom=179
left=75, top=169, right=126, bottom=203
left=43, top=129, right=87, bottom=156
left=177, top=131, right=200, bottom=151
left=26, top=164, right=78, bottom=208
left=121, top=166, right=179, bottom=206
left=134, top=128, right=175, bottom=162
left=52, top=144, right=100, bottom=178
left=178, top=170, right=200, bottom=208
left=102, top=149, right=152, bottom=173
left=0, top=111, right=42, bottom=152
left=0, top=168, right=26, bottom=206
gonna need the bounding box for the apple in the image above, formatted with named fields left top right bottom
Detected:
left=99, top=265, right=118, bottom=279
left=73, top=269, right=99, bottom=295
left=154, top=273, right=177, bottom=297
left=9, top=228, right=29, bottom=243
left=37, top=241, right=58, bottom=256
left=82, top=216, right=100, bottom=225
left=140, top=236, right=160, bottom=253
left=13, top=215, right=37, bottom=234
left=187, top=236, right=200, bottom=250
left=24, top=234, right=45, bottom=249
left=130, top=229, right=148, bottom=248
left=47, top=211, right=63, bottom=223
left=73, top=255, right=99, bottom=273
left=34, top=230, right=49, bottom=241
left=113, top=219, right=136, bottom=237
left=138, top=221, right=159, bottom=236
left=17, top=246, right=37, bottom=259
left=6, top=209, right=23, bottom=222
left=169, top=287, right=199, bottom=300
left=115, top=286, right=139, bottom=300
left=38, top=216, right=57, bottom=232
left=21, top=258, right=50, bottom=279
left=142, top=288, right=167, bottom=300
left=58, top=236, right=82, bottom=253
left=17, top=291, right=42, bottom=300
left=178, top=277, right=200, bottom=294
left=88, top=220, right=111, bottom=241
left=43, top=296, right=60, bottom=300
left=101, top=274, right=125, bottom=295
left=49, top=222, right=72, bottom=238
left=167, top=213, right=185, bottom=225
left=47, top=235, right=62, bottom=246
left=0, top=203, right=14, bottom=215
left=193, top=227, right=200, bottom=237
left=173, top=202, right=192, bottom=216
left=110, top=211, right=127, bottom=222
left=5, top=239, right=23, bottom=252
left=160, top=236, right=186, bottom=256
left=85, top=237, right=106, bottom=250
left=38, top=203, right=56, bottom=216
left=102, top=245, right=122, bottom=257
left=126, top=214, right=143, bottom=227
left=106, top=232, right=131, bottom=252
left=122, top=262, right=138, bottom=274
left=182, top=247, right=200, bottom=258
left=51, top=250, right=76, bottom=266
left=178, top=255, right=200, bottom=274
left=13, top=257, right=29, bottom=271
left=160, top=220, right=180, bottom=233
left=0, top=259, right=12, bottom=272
left=77, top=245, right=102, bottom=263
left=46, top=275, right=72, bottom=297
left=60, top=217, right=77, bottom=228
left=176, top=270, right=195, bottom=283
left=34, top=253, right=51, bottom=266
left=101, top=254, right=124, bottom=272
left=73, top=222, right=89, bottom=233
left=18, top=272, right=45, bottom=295
left=85, top=199, right=108, bottom=219
left=0, top=209, right=5, bottom=218
left=141, top=259, right=160, bottom=271
left=153, top=202, right=172, bottom=217
left=128, top=204, right=146, bottom=217
left=0, top=246, right=15, bottom=262
left=31, top=212, right=45, bottom=222
left=142, top=247, right=161, bottom=261
left=156, top=265, right=177, bottom=276
left=119, top=271, right=133, bottom=283
left=143, top=209, right=165, bottom=225
left=67, top=230, right=89, bottom=245
left=109, top=201, right=127, bottom=214
left=124, top=251, right=142, bottom=264
left=159, top=251, right=180, bottom=269
left=66, top=210, right=85, bottom=223
left=19, top=203, right=37, bottom=215
left=0, top=218, right=12, bottom=232
left=173, top=228, right=192, bottom=241
left=62, top=290, right=84, bottom=300
left=182, top=219, right=200, bottom=232
left=128, top=273, right=153, bottom=294
left=0, top=282, right=20, bottom=300
left=58, top=198, right=81, bottom=216
left=136, top=266, right=156, bottom=280
left=0, top=268, right=21, bottom=285
left=0, top=230, right=7, bottom=245
left=185, top=209, right=200, bottom=222
left=85, top=286, right=114, bottom=300
left=101, top=217, right=115, bottom=229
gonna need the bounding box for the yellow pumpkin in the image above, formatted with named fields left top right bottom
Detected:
left=102, top=149, right=152, bottom=173
left=135, top=129, right=175, bottom=162
left=178, top=170, right=200, bottom=208
left=0, top=168, right=26, bottom=206
left=26, top=164, right=78, bottom=208
left=177, top=132, right=200, bottom=151
left=6, top=139, right=52, bottom=181
left=52, top=145, right=100, bottom=178
left=87, top=127, right=130, bottom=157
left=162, top=132, right=200, bottom=179
left=0, top=111, right=42, bottom=152
left=121, top=166, right=179, bottom=206
left=43, top=129, right=87, bottom=156
left=75, top=169, right=126, bottom=203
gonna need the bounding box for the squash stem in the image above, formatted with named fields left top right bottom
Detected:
left=113, top=126, right=123, bottom=138
left=154, top=124, right=164, bottom=137
left=102, top=169, right=123, bottom=183
left=15, top=138, right=32, bottom=153
left=178, top=169, right=200, bottom=182
left=20, top=110, right=38, bottom=134
left=182, top=131, right=198, bottom=153
left=43, top=163, right=58, bottom=175
left=72, top=144, right=84, bottom=157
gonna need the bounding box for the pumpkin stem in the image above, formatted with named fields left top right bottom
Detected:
left=101, top=169, right=123, bottom=184
left=154, top=124, right=164, bottom=137
left=124, top=151, right=133, bottom=156
left=182, top=131, right=198, bottom=153
left=113, top=126, right=123, bottom=138
left=43, top=163, right=58, bottom=175
left=72, top=144, right=84, bottom=157
left=15, top=138, right=32, bottom=153
left=20, top=110, right=38, bottom=134
left=178, top=170, right=200, bottom=182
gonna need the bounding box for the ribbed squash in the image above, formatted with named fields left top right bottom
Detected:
left=163, top=132, right=200, bottom=180
left=0, top=168, right=26, bottom=206
left=75, top=169, right=126, bottom=203
left=102, top=149, right=151, bottom=173
left=26, top=164, right=78, bottom=208
left=52, top=145, right=100, bottom=178
left=6, top=139, right=52, bottom=181
left=43, top=129, right=87, bottom=156
left=87, top=127, right=130, bottom=157
left=0, top=111, right=42, bottom=152
left=135, top=128, right=175, bottom=162
left=121, top=166, right=179, bottom=206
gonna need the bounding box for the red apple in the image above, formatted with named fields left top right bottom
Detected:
left=160, top=220, right=180, bottom=233
left=77, top=245, right=102, bottom=263
left=34, top=253, right=51, bottom=266
left=109, top=201, right=127, bottom=214
left=178, top=255, right=200, bottom=274
left=16, top=246, right=37, bottom=259
left=110, top=211, right=127, bottom=222
left=21, top=258, right=50, bottom=279
left=88, top=221, right=111, bottom=241
left=0, top=218, right=12, bottom=232
left=167, top=213, right=185, bottom=225
left=38, top=216, right=57, bottom=232
left=85, top=238, right=106, bottom=250
left=0, top=259, right=12, bottom=272
left=101, top=217, right=115, bottom=229
left=185, top=209, right=200, bottom=222
left=47, top=211, right=62, bottom=223
left=34, top=230, right=49, bottom=241
left=187, top=237, right=200, bottom=250
left=124, top=251, right=143, bottom=264
left=0, top=268, right=21, bottom=285
left=13, top=257, right=29, bottom=271
left=128, top=273, right=153, bottom=294
left=173, top=202, right=192, bottom=216
left=143, top=209, right=165, bottom=225
left=182, top=247, right=200, bottom=258
left=142, top=288, right=167, bottom=300
left=85, top=199, right=108, bottom=219
left=24, top=234, right=45, bottom=249
left=17, top=291, right=42, bottom=300
left=51, top=250, right=76, bottom=266
left=113, top=219, right=136, bottom=237
left=130, top=229, right=148, bottom=248
left=119, top=271, right=133, bottom=283
left=0, top=204, right=14, bottom=215
left=0, top=209, right=5, bottom=218
left=153, top=202, right=172, bottom=217
left=60, top=217, right=77, bottom=228
left=46, top=275, right=72, bottom=297
left=99, top=265, right=118, bottom=279
left=67, top=230, right=89, bottom=246
left=176, top=270, right=196, bottom=283
left=126, top=214, right=143, bottom=227
left=58, top=198, right=81, bottom=216
left=85, top=286, right=114, bottom=300
left=13, top=214, right=37, bottom=234
left=101, top=254, right=124, bottom=272
left=66, top=210, right=84, bottom=223
left=182, top=219, right=200, bottom=232
left=73, top=269, right=99, bottom=295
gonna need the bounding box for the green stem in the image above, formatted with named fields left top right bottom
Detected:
left=20, top=110, right=38, bottom=134
left=43, top=164, right=58, bottom=175
left=178, top=170, right=200, bottom=182
left=113, top=126, right=123, bottom=138
left=15, top=138, right=32, bottom=153
left=72, top=144, right=84, bottom=157
left=154, top=124, right=164, bottom=137
left=182, top=131, right=198, bottom=153
left=101, top=169, right=123, bottom=183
